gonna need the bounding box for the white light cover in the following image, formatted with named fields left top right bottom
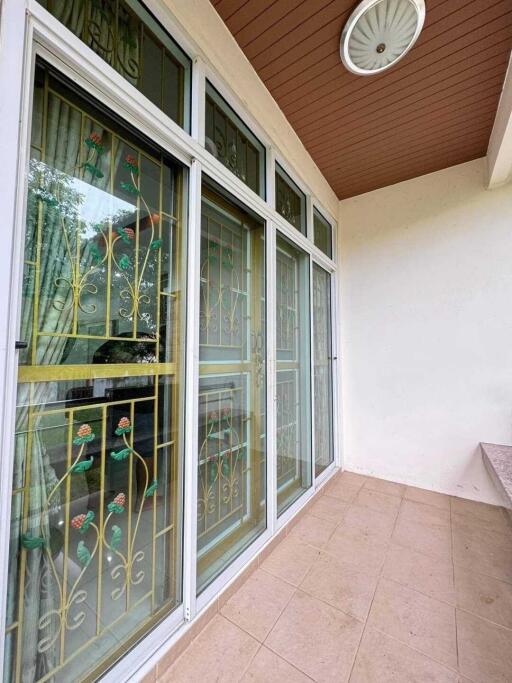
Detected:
left=340, top=0, right=425, bottom=76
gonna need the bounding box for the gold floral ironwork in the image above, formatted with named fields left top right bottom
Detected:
left=7, top=65, right=184, bottom=683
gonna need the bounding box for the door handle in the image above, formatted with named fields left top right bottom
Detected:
left=15, top=341, right=28, bottom=350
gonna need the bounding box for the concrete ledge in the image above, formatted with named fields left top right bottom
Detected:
left=481, top=442, right=512, bottom=515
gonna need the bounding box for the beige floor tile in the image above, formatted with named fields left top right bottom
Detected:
left=457, top=609, right=512, bottom=683
left=451, top=498, right=512, bottom=540
left=363, top=477, right=406, bottom=498
left=455, top=566, right=512, bottom=629
left=399, top=498, right=451, bottom=529
left=452, top=529, right=512, bottom=583
left=337, top=471, right=369, bottom=488
left=451, top=497, right=508, bottom=528
left=266, top=590, right=363, bottom=683
left=300, top=551, right=378, bottom=621
left=452, top=512, right=512, bottom=547
left=405, top=486, right=450, bottom=510
left=324, top=477, right=361, bottom=503
left=367, top=578, right=457, bottom=669
left=260, top=534, right=320, bottom=586
left=221, top=568, right=295, bottom=642
left=240, top=646, right=312, bottom=682
left=392, top=516, right=452, bottom=560
left=308, top=495, right=348, bottom=524
left=349, top=627, right=458, bottom=683
left=156, top=600, right=219, bottom=677
left=341, top=503, right=398, bottom=539
left=141, top=669, right=156, bottom=683
left=353, top=487, right=402, bottom=515
left=325, top=525, right=388, bottom=574
left=382, top=544, right=455, bottom=604
left=160, top=615, right=259, bottom=683
left=288, top=512, right=338, bottom=548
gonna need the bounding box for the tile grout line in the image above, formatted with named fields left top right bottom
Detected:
left=157, top=479, right=509, bottom=681
left=345, top=486, right=405, bottom=681
left=367, top=624, right=461, bottom=676
left=350, top=492, right=462, bottom=679
left=456, top=605, right=512, bottom=633
left=236, top=642, right=263, bottom=683
left=221, top=570, right=299, bottom=645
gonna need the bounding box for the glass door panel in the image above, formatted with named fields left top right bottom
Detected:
left=313, top=265, right=334, bottom=476
left=276, top=235, right=311, bottom=515
left=4, top=62, right=186, bottom=683
left=196, top=186, right=266, bottom=593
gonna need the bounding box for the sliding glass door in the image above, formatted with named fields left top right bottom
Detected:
left=275, top=234, right=312, bottom=515
left=5, top=62, right=186, bottom=682
left=313, top=264, right=334, bottom=476
left=196, top=185, right=266, bottom=592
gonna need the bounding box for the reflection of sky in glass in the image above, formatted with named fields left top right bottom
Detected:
left=71, top=176, right=136, bottom=239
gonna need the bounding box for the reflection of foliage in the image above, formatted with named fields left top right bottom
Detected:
left=29, top=158, right=124, bottom=318
left=112, top=154, right=161, bottom=323
left=29, top=130, right=163, bottom=338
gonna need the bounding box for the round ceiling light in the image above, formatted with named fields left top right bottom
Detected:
left=340, top=0, right=425, bottom=76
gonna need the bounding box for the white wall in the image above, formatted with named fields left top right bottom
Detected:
left=339, top=158, right=512, bottom=504
left=163, top=0, right=339, bottom=220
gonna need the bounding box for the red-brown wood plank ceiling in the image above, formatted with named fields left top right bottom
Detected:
left=211, top=0, right=512, bottom=199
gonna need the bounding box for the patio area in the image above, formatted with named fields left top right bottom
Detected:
left=153, top=470, right=512, bottom=683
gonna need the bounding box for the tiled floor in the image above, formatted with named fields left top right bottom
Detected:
left=156, top=471, right=512, bottom=682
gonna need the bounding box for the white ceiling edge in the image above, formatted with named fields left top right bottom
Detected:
left=486, top=50, right=512, bottom=189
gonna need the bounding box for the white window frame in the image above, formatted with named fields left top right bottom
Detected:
left=0, top=0, right=341, bottom=680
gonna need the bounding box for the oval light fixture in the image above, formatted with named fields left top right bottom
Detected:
left=340, top=0, right=425, bottom=76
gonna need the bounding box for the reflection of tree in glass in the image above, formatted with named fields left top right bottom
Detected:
left=28, top=154, right=162, bottom=337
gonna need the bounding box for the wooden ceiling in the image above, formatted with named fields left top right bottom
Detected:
left=211, top=0, right=512, bottom=199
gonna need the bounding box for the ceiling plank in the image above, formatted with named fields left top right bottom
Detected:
left=211, top=0, right=512, bottom=198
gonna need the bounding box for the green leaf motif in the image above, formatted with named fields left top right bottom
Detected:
left=115, top=426, right=132, bottom=436
left=107, top=502, right=124, bottom=514
left=118, top=254, right=131, bottom=270
left=120, top=181, right=139, bottom=195
left=79, top=510, right=95, bottom=534
left=73, top=433, right=95, bottom=446
left=116, top=227, right=131, bottom=244
left=123, top=160, right=139, bottom=175
left=83, top=162, right=104, bottom=179
left=21, top=534, right=46, bottom=550
left=111, top=448, right=132, bottom=461
left=84, top=138, right=104, bottom=155
left=110, top=525, right=122, bottom=550
left=150, top=239, right=162, bottom=251
left=71, top=456, right=94, bottom=474
left=77, top=540, right=91, bottom=567
left=144, top=480, right=158, bottom=498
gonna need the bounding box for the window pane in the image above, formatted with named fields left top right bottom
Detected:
left=197, top=184, right=266, bottom=592
left=313, top=265, right=334, bottom=476
left=205, top=83, right=266, bottom=198
left=275, top=165, right=306, bottom=234
left=276, top=234, right=311, bottom=515
left=4, top=61, right=186, bottom=682
left=313, top=208, right=332, bottom=258
left=39, top=0, right=191, bottom=130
